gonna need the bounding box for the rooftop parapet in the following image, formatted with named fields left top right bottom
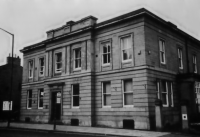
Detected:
left=46, top=16, right=98, bottom=39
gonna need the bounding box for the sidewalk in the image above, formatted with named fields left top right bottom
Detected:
left=0, top=122, right=196, bottom=137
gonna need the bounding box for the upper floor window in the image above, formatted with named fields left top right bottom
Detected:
left=157, top=80, right=173, bottom=107
left=193, top=55, right=197, bottom=73
left=102, top=42, right=111, bottom=65
left=159, top=39, right=166, bottom=64
left=28, top=60, right=33, bottom=78
left=39, top=57, right=45, bottom=77
left=72, top=84, right=79, bottom=108
left=178, top=48, right=183, bottom=69
left=27, top=90, right=32, bottom=109
left=74, top=48, right=81, bottom=70
left=55, top=52, right=62, bottom=73
left=123, top=79, right=133, bottom=107
left=102, top=82, right=111, bottom=107
left=38, top=89, right=44, bottom=109
left=121, top=35, right=132, bottom=62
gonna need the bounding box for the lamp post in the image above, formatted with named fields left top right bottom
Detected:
left=0, top=28, right=14, bottom=128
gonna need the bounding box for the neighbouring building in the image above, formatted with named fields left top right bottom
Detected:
left=20, top=8, right=200, bottom=130
left=0, top=55, right=22, bottom=121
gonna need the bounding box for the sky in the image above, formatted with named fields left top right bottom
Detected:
left=0, top=0, right=200, bottom=66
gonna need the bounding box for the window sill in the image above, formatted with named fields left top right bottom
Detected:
left=38, top=107, right=43, bottom=109
left=102, top=63, right=110, bottom=67
left=72, top=106, right=79, bottom=109
left=123, top=105, right=134, bottom=108
left=163, top=105, right=169, bottom=107
left=102, top=106, right=111, bottom=108
left=122, top=60, right=132, bottom=64
left=160, top=62, right=166, bottom=65
left=27, top=108, right=32, bottom=110
left=73, top=68, right=81, bottom=72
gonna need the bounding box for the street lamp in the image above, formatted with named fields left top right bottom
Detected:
left=0, top=28, right=14, bottom=128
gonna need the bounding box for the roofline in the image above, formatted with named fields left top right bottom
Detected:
left=20, top=8, right=200, bottom=53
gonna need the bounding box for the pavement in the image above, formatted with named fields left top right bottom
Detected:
left=0, top=122, right=198, bottom=137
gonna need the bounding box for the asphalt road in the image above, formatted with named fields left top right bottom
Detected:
left=0, top=128, right=124, bottom=137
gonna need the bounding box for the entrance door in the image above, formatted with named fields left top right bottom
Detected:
left=51, top=92, right=61, bottom=121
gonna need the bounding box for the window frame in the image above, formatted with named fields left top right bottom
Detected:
left=120, top=34, right=133, bottom=63
left=74, top=48, right=81, bottom=70
left=27, top=90, right=32, bottom=109
left=72, top=84, right=80, bottom=108
left=38, top=88, right=44, bottom=109
left=157, top=80, right=174, bottom=107
left=178, top=48, right=183, bottom=69
left=54, top=51, right=62, bottom=74
left=39, top=57, right=45, bottom=77
left=101, top=41, right=111, bottom=66
left=28, top=60, right=34, bottom=79
left=102, top=82, right=111, bottom=108
left=122, top=79, right=133, bottom=107
left=159, top=39, right=166, bottom=64
left=193, top=54, right=197, bottom=73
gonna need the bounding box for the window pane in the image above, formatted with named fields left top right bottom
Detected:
left=78, top=59, right=81, bottom=67
left=56, top=53, right=62, bottom=62
left=128, top=50, right=132, bottom=59
left=103, top=83, right=111, bottom=94
left=123, top=50, right=128, bottom=60
left=162, top=93, right=167, bottom=105
left=40, top=58, right=44, bottom=66
left=108, top=53, right=110, bottom=63
left=160, top=81, right=166, bottom=93
left=103, top=54, right=107, bottom=64
left=73, top=96, right=79, bottom=106
left=124, top=93, right=133, bottom=105
left=57, top=63, right=62, bottom=69
left=39, top=99, right=43, bottom=108
left=75, top=49, right=81, bottom=58
left=108, top=44, right=110, bottom=52
left=124, top=80, right=133, bottom=92
left=73, top=85, right=79, bottom=95
left=28, top=99, right=32, bottom=108
left=167, top=82, right=172, bottom=105
left=103, top=46, right=107, bottom=53
left=29, top=90, right=32, bottom=98
left=104, top=94, right=111, bottom=106
left=122, top=36, right=131, bottom=49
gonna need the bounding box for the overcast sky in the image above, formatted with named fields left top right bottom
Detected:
left=0, top=0, right=200, bottom=65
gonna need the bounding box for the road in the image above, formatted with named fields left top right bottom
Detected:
left=0, top=128, right=123, bottom=137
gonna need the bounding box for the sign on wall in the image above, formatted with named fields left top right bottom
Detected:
left=3, top=101, right=12, bottom=111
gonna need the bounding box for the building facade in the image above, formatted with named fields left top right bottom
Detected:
left=0, top=56, right=22, bottom=121
left=20, top=8, right=200, bottom=130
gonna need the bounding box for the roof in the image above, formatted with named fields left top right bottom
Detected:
left=20, top=8, right=200, bottom=53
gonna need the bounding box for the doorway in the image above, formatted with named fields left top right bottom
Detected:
left=51, top=91, right=61, bottom=121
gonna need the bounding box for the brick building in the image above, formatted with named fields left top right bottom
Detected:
left=20, top=8, right=200, bottom=130
left=0, top=56, right=22, bottom=120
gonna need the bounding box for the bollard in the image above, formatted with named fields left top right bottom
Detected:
left=155, top=99, right=163, bottom=131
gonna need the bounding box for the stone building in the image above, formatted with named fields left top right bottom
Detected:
left=0, top=56, right=22, bottom=120
left=20, top=8, right=200, bottom=130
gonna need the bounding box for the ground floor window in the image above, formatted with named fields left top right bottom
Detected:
left=157, top=80, right=173, bottom=107
left=123, top=79, right=133, bottom=107
left=27, top=90, right=32, bottom=109
left=72, top=84, right=79, bottom=108
left=38, top=88, right=44, bottom=109
left=195, top=82, right=200, bottom=104
left=102, top=82, right=111, bottom=107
